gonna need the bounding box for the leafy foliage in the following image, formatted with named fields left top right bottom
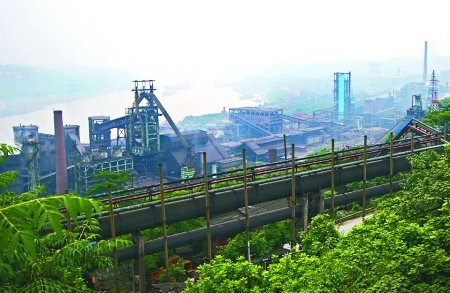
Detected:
left=0, top=145, right=131, bottom=291
left=143, top=218, right=205, bottom=270
left=345, top=172, right=406, bottom=192
left=0, top=170, right=18, bottom=193
left=0, top=143, right=19, bottom=162
left=438, top=96, right=450, bottom=110
left=0, top=194, right=124, bottom=291
left=186, top=148, right=450, bottom=292
left=157, top=259, right=188, bottom=283
left=220, top=221, right=290, bottom=261
left=262, top=248, right=349, bottom=293
left=425, top=103, right=450, bottom=139
left=87, top=170, right=132, bottom=195
left=184, top=256, right=264, bottom=293
left=300, top=214, right=340, bottom=256
left=0, top=144, right=20, bottom=200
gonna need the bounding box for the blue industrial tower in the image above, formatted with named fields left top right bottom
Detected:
left=334, top=72, right=352, bottom=121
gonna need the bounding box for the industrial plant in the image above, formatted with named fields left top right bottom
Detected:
left=2, top=41, right=449, bottom=196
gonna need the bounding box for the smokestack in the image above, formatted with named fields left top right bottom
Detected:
left=423, top=41, right=428, bottom=85
left=54, top=110, right=68, bottom=194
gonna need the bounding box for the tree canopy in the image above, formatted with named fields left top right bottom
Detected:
left=86, top=170, right=132, bottom=195
left=425, top=97, right=450, bottom=140
left=0, top=144, right=130, bottom=291
left=185, top=147, right=450, bottom=292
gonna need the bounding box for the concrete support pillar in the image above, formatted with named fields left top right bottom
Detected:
left=138, top=235, right=146, bottom=293
left=318, top=193, right=324, bottom=214
left=302, top=197, right=309, bottom=231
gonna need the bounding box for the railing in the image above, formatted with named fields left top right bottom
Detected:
left=90, top=133, right=442, bottom=208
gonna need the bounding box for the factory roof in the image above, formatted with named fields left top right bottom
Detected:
left=169, top=131, right=230, bottom=166
left=216, top=157, right=242, bottom=164
left=229, top=106, right=283, bottom=112
left=88, top=115, right=110, bottom=120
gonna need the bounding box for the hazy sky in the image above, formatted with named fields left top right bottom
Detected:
left=1, top=0, right=450, bottom=144
left=1, top=0, right=450, bottom=77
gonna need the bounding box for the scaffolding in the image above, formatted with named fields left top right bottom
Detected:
left=228, top=107, right=283, bottom=139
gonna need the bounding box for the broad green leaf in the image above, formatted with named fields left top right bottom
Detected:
left=20, top=230, right=36, bottom=257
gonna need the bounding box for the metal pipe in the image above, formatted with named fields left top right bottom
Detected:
left=410, top=132, right=414, bottom=173
left=291, top=144, right=296, bottom=245
left=331, top=139, right=335, bottom=218
left=116, top=181, right=402, bottom=261
left=159, top=164, right=169, bottom=271
left=284, top=134, right=288, bottom=175
left=98, top=146, right=443, bottom=238
left=117, top=205, right=301, bottom=261
left=89, top=137, right=440, bottom=204
left=54, top=110, right=68, bottom=194
left=108, top=186, right=120, bottom=293
left=363, top=135, right=367, bottom=217
left=389, top=132, right=394, bottom=195
left=138, top=235, right=145, bottom=293
left=284, top=135, right=288, bottom=162
left=203, top=152, right=212, bottom=260
left=242, top=149, right=251, bottom=262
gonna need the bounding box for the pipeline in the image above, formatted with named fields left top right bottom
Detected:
left=91, top=134, right=439, bottom=204
left=116, top=181, right=402, bottom=261
left=98, top=146, right=443, bottom=239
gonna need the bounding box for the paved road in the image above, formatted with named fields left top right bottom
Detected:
left=337, top=214, right=373, bottom=234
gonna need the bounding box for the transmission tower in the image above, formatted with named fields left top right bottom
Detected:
left=428, top=70, right=439, bottom=111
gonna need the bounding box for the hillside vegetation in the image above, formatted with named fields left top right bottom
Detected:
left=0, top=64, right=132, bottom=117
left=184, top=147, right=450, bottom=292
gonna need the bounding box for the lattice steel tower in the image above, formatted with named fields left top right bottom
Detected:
left=128, top=80, right=189, bottom=156
left=128, top=80, right=161, bottom=154
left=428, top=70, right=439, bottom=111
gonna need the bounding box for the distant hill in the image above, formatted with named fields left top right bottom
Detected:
left=221, top=56, right=450, bottom=114
left=0, top=65, right=133, bottom=117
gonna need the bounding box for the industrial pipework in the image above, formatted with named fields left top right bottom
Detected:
left=97, top=144, right=444, bottom=239
left=116, top=181, right=401, bottom=261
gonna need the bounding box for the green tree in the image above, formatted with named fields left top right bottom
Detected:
left=300, top=214, right=340, bottom=256
left=425, top=105, right=450, bottom=140
left=184, top=256, right=264, bottom=293
left=220, top=221, right=290, bottom=261
left=438, top=96, right=450, bottom=109
left=0, top=143, right=19, bottom=196
left=262, top=249, right=348, bottom=293
left=0, top=144, right=130, bottom=291
left=186, top=148, right=450, bottom=292
left=87, top=170, right=132, bottom=195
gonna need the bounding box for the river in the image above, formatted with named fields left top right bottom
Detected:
left=0, top=81, right=258, bottom=145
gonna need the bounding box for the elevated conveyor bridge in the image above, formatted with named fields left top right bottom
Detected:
left=107, top=139, right=445, bottom=260
left=79, top=132, right=447, bottom=260
left=377, top=117, right=445, bottom=143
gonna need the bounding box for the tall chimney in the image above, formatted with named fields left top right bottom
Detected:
left=54, top=110, right=68, bottom=194
left=423, top=41, right=428, bottom=85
